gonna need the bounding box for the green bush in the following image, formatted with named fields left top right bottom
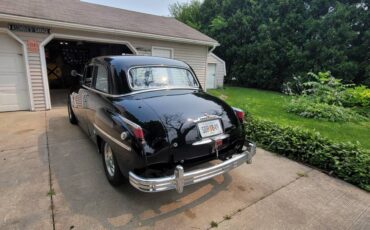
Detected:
left=286, top=98, right=368, bottom=122
left=353, top=107, right=370, bottom=119
left=284, top=72, right=369, bottom=121
left=301, top=72, right=350, bottom=106
left=245, top=118, right=370, bottom=191
left=344, top=86, right=370, bottom=107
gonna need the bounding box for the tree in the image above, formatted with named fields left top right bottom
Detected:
left=171, top=0, right=370, bottom=91
left=169, top=0, right=202, bottom=30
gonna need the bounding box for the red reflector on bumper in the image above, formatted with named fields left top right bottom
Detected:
left=215, top=139, right=223, bottom=148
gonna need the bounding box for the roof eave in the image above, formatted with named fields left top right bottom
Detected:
left=0, top=13, right=219, bottom=47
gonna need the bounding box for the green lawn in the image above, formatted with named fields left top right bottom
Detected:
left=209, top=87, right=370, bottom=150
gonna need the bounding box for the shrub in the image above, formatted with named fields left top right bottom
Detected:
left=286, top=98, right=368, bottom=122
left=245, top=118, right=370, bottom=191
left=283, top=72, right=350, bottom=105
left=344, top=85, right=370, bottom=107
left=301, top=72, right=350, bottom=106
left=353, top=107, right=370, bottom=119
left=282, top=75, right=308, bottom=95
left=284, top=72, right=370, bottom=108
left=284, top=72, right=369, bottom=121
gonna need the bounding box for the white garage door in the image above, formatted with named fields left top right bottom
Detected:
left=0, top=33, right=29, bottom=112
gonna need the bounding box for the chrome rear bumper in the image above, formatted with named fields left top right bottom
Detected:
left=129, top=142, right=256, bottom=193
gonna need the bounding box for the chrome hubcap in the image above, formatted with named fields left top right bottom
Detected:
left=104, top=143, right=115, bottom=177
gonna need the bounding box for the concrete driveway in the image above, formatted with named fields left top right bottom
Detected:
left=0, top=107, right=369, bottom=230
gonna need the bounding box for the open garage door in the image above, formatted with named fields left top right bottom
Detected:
left=44, top=39, right=134, bottom=107
left=0, top=32, right=29, bottom=112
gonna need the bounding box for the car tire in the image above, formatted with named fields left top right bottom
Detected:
left=101, top=141, right=124, bottom=186
left=68, top=98, right=77, bottom=125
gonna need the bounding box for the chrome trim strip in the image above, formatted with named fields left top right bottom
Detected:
left=82, top=85, right=200, bottom=98
left=192, top=133, right=230, bottom=146
left=126, top=87, right=200, bottom=95
left=192, top=115, right=222, bottom=123
left=83, top=85, right=117, bottom=97
left=128, top=142, right=257, bottom=193
left=117, top=114, right=141, bottom=129
left=192, top=139, right=212, bottom=146
left=93, top=123, right=131, bottom=151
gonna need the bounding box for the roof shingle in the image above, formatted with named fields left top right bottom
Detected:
left=0, top=0, right=217, bottom=45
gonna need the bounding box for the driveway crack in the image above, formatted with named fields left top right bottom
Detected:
left=45, top=111, right=56, bottom=230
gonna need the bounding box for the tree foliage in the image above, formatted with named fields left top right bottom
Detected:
left=169, top=0, right=202, bottom=30
left=169, top=0, right=370, bottom=91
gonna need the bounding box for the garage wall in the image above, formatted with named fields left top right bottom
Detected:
left=12, top=31, right=49, bottom=110
left=207, top=53, right=226, bottom=88
left=52, top=28, right=209, bottom=87
left=1, top=26, right=209, bottom=110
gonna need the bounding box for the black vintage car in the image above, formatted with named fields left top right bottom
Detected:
left=68, top=56, right=256, bottom=193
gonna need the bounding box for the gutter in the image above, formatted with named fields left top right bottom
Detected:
left=0, top=13, right=219, bottom=47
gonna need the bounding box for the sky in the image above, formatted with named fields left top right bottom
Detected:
left=81, top=0, right=195, bottom=16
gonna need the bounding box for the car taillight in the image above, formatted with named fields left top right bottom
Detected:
left=133, top=126, right=144, bottom=140
left=119, top=115, right=145, bottom=143
left=233, top=107, right=245, bottom=123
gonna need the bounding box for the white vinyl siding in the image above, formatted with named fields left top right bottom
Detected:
left=207, top=53, right=226, bottom=88
left=13, top=31, right=49, bottom=110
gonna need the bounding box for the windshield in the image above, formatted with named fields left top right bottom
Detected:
left=129, top=67, right=199, bottom=90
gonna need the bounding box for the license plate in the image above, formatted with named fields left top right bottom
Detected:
left=197, top=119, right=223, bottom=138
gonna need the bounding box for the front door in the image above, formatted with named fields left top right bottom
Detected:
left=206, top=63, right=216, bottom=89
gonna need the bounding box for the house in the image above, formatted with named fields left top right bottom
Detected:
left=0, top=0, right=221, bottom=112
left=206, top=52, right=226, bottom=89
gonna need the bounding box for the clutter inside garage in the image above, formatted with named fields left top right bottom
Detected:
left=44, top=39, right=133, bottom=106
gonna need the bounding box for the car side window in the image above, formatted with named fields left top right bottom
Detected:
left=94, top=64, right=109, bottom=93
left=83, top=66, right=94, bottom=87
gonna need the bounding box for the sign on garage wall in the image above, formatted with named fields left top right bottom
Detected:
left=27, top=39, right=39, bottom=53
left=9, top=24, right=50, bottom=34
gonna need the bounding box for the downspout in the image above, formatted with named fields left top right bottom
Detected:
left=208, top=44, right=219, bottom=54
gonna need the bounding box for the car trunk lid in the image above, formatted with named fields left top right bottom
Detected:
left=140, top=89, right=241, bottom=162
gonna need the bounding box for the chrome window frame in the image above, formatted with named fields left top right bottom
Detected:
left=82, top=85, right=200, bottom=98
left=126, top=65, right=201, bottom=92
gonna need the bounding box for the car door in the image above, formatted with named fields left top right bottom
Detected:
left=71, top=64, right=95, bottom=133
left=85, top=63, right=112, bottom=139
left=88, top=63, right=134, bottom=165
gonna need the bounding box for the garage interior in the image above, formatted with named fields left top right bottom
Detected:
left=45, top=39, right=133, bottom=107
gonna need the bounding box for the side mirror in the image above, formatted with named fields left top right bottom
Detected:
left=71, top=70, right=82, bottom=78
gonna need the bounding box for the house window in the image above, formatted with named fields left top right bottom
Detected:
left=152, top=47, right=173, bottom=58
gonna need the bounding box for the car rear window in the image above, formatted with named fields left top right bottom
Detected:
left=129, top=67, right=199, bottom=90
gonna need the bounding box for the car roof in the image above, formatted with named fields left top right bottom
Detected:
left=93, top=55, right=190, bottom=70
